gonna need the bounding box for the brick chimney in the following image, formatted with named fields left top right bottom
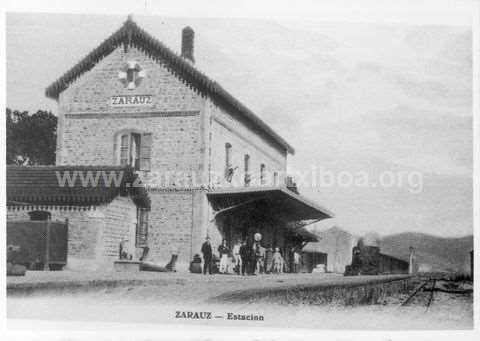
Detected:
left=181, top=26, right=195, bottom=63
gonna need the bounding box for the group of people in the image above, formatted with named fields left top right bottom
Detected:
left=200, top=236, right=302, bottom=275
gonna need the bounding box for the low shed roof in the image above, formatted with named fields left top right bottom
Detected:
left=7, top=165, right=150, bottom=209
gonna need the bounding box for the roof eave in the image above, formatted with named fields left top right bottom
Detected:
left=207, top=186, right=334, bottom=220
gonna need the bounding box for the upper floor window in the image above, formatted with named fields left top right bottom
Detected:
left=273, top=171, right=279, bottom=186
left=244, top=154, right=251, bottom=186
left=260, top=164, right=266, bottom=185
left=225, top=143, right=233, bottom=182
left=115, top=131, right=152, bottom=171
left=225, top=143, right=232, bottom=168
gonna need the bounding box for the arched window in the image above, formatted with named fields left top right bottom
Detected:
left=260, top=164, right=266, bottom=185
left=115, top=131, right=152, bottom=171
left=244, top=154, right=251, bottom=186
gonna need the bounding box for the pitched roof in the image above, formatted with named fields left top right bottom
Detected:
left=7, top=165, right=150, bottom=209
left=45, top=16, right=295, bottom=154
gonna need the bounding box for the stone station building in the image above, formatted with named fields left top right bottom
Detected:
left=8, top=16, right=333, bottom=271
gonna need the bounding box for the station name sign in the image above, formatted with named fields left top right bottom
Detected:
left=110, top=95, right=153, bottom=106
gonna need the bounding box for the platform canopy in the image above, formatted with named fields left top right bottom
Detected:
left=207, top=187, right=334, bottom=242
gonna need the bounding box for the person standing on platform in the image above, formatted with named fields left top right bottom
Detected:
left=232, top=239, right=242, bottom=274
left=293, top=249, right=302, bottom=273
left=287, top=247, right=295, bottom=273
left=218, top=239, right=230, bottom=274
left=201, top=236, right=213, bottom=275
left=249, top=241, right=257, bottom=275
left=264, top=245, right=273, bottom=274
left=272, top=247, right=284, bottom=273
left=256, top=244, right=266, bottom=274
left=239, top=240, right=249, bottom=276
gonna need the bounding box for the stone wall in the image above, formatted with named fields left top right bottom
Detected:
left=207, top=99, right=288, bottom=188
left=7, top=197, right=138, bottom=270
left=56, top=45, right=204, bottom=177
left=147, top=191, right=194, bottom=270
left=58, top=46, right=203, bottom=114
left=7, top=206, right=104, bottom=270
left=59, top=113, right=202, bottom=185
left=102, top=196, right=137, bottom=261
left=212, top=275, right=411, bottom=305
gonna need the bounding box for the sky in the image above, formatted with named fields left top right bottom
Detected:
left=6, top=11, right=473, bottom=238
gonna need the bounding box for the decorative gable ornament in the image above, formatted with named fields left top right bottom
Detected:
left=118, top=61, right=146, bottom=90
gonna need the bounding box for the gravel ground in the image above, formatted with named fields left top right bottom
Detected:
left=7, top=271, right=473, bottom=330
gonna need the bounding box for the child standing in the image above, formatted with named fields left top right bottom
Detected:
left=272, top=247, right=284, bottom=274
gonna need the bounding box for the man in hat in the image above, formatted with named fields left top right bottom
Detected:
left=201, top=236, right=213, bottom=275
left=239, top=239, right=249, bottom=276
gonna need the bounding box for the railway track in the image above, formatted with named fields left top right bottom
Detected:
left=400, top=278, right=437, bottom=310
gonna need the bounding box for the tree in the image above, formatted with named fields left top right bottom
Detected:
left=6, top=108, right=57, bottom=165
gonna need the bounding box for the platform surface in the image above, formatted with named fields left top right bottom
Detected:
left=7, top=270, right=409, bottom=300
left=7, top=271, right=472, bottom=330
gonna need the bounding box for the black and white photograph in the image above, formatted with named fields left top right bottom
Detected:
left=2, top=0, right=479, bottom=340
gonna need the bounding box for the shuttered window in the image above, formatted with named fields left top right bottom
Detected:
left=260, top=164, right=266, bottom=185
left=225, top=143, right=232, bottom=168
left=130, top=133, right=141, bottom=169
left=120, top=134, right=129, bottom=166
left=140, top=133, right=152, bottom=171
left=116, top=132, right=152, bottom=171
left=244, top=154, right=251, bottom=186
left=225, top=143, right=232, bottom=182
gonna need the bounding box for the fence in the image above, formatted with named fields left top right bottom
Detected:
left=7, top=220, right=69, bottom=270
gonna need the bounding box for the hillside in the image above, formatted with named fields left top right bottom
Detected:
left=379, top=232, right=473, bottom=273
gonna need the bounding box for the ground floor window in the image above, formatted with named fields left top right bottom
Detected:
left=136, top=208, right=149, bottom=247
